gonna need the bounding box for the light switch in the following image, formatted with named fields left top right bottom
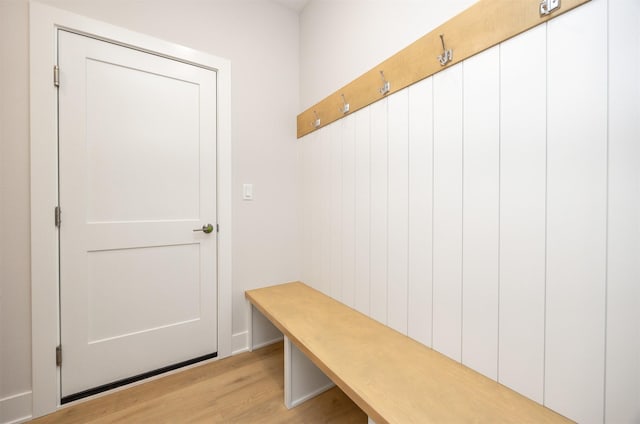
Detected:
left=243, top=184, right=253, bottom=200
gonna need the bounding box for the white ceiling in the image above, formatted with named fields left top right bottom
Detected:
left=271, top=0, right=310, bottom=13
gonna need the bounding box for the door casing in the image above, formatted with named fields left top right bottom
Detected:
left=30, top=3, right=232, bottom=418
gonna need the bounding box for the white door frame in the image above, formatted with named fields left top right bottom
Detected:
left=29, top=2, right=232, bottom=418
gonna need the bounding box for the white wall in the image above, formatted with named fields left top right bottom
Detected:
left=298, top=0, right=640, bottom=423
left=0, top=1, right=33, bottom=421
left=0, top=0, right=300, bottom=421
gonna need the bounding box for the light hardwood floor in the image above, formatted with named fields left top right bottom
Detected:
left=31, top=343, right=366, bottom=423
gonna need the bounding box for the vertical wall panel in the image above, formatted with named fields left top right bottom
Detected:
left=432, top=63, right=463, bottom=361
left=329, top=122, right=343, bottom=300
left=387, top=89, right=409, bottom=334
left=370, top=98, right=389, bottom=324
left=308, top=131, right=322, bottom=291
left=606, top=0, right=640, bottom=421
left=546, top=2, right=607, bottom=422
left=341, top=114, right=356, bottom=308
left=308, top=134, right=319, bottom=291
left=318, top=125, right=332, bottom=296
left=300, top=132, right=313, bottom=285
left=461, top=46, right=500, bottom=380
left=407, top=78, right=433, bottom=347
left=354, top=107, right=372, bottom=316
left=498, top=24, right=546, bottom=403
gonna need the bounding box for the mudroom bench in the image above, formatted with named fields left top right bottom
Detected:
left=245, top=282, right=568, bottom=424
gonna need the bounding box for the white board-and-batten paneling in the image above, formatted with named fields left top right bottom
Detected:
left=317, top=125, right=332, bottom=297
left=329, top=122, right=343, bottom=302
left=341, top=115, right=356, bottom=308
left=354, top=108, right=372, bottom=316
left=297, top=1, right=639, bottom=422
left=369, top=99, right=389, bottom=325
left=407, top=78, right=433, bottom=348
left=606, top=0, right=640, bottom=422
left=498, top=23, right=547, bottom=404
left=432, top=63, right=464, bottom=362
left=387, top=89, right=410, bottom=334
left=300, top=130, right=314, bottom=287
left=461, top=46, right=500, bottom=380
left=309, top=130, right=323, bottom=293
left=545, top=2, right=608, bottom=422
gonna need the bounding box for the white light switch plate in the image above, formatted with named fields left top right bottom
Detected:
left=243, top=184, right=253, bottom=200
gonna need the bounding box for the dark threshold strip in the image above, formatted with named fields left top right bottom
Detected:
left=61, top=351, right=218, bottom=404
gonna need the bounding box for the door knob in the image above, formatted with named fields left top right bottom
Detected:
left=193, top=224, right=214, bottom=234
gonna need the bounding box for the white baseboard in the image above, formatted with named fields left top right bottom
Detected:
left=232, top=331, right=249, bottom=355
left=0, top=391, right=32, bottom=424
left=232, top=330, right=284, bottom=355
left=253, top=336, right=283, bottom=350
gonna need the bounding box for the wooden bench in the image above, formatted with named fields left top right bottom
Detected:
left=245, top=282, right=570, bottom=424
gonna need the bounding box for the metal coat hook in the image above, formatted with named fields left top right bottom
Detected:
left=340, top=94, right=350, bottom=114
left=539, top=0, right=560, bottom=16
left=312, top=110, right=321, bottom=129
left=438, top=34, right=453, bottom=66
left=379, top=71, right=390, bottom=95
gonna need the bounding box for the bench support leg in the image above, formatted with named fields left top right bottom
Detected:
left=283, top=335, right=334, bottom=409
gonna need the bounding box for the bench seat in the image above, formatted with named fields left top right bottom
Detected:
left=245, top=281, right=569, bottom=424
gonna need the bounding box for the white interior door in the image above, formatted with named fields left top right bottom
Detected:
left=58, top=30, right=218, bottom=398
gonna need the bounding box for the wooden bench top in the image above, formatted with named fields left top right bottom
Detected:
left=246, top=282, right=570, bottom=424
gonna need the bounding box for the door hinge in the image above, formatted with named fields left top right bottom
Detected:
left=56, top=345, right=62, bottom=366
left=55, top=206, right=61, bottom=227
left=216, top=224, right=219, bottom=233
left=53, top=65, right=60, bottom=87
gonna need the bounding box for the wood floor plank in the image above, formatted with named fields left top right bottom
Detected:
left=31, top=343, right=366, bottom=423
